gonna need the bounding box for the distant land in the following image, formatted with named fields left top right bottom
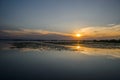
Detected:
left=0, top=39, right=120, bottom=43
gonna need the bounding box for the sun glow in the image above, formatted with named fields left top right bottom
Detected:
left=76, top=34, right=81, bottom=37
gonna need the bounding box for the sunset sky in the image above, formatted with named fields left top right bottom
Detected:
left=0, top=0, right=120, bottom=40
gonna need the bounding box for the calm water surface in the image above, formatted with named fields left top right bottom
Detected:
left=0, top=41, right=120, bottom=80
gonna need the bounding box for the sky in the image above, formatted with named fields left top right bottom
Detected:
left=0, top=0, right=120, bottom=40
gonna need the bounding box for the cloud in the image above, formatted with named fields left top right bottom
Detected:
left=0, top=29, right=73, bottom=40
left=0, top=24, right=120, bottom=40
left=78, top=24, right=120, bottom=39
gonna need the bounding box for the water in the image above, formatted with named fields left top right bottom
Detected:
left=0, top=41, right=120, bottom=80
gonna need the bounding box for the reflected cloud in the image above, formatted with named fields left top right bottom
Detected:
left=0, top=41, right=120, bottom=58
left=73, top=45, right=120, bottom=58
left=0, top=41, right=119, bottom=59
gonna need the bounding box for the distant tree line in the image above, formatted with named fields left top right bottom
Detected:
left=90, top=39, right=120, bottom=43
left=0, top=39, right=120, bottom=43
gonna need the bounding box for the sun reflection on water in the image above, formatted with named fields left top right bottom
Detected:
left=1, top=42, right=120, bottom=58
left=76, top=46, right=81, bottom=49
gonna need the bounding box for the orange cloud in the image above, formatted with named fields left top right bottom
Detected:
left=1, top=29, right=72, bottom=36
left=0, top=29, right=73, bottom=40
left=1, top=24, right=120, bottom=40
left=77, top=24, right=120, bottom=39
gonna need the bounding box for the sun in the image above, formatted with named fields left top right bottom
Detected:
left=76, top=34, right=81, bottom=37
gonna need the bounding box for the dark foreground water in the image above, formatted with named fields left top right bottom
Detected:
left=0, top=41, right=120, bottom=80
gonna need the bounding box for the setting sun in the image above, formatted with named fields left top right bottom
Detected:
left=76, top=34, right=81, bottom=37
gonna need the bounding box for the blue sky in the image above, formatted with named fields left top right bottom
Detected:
left=0, top=0, right=120, bottom=39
